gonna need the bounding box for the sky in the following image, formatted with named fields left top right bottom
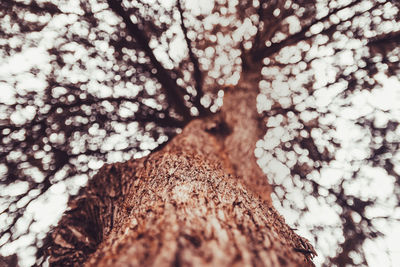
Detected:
left=2, top=48, right=400, bottom=267
left=1, top=0, right=400, bottom=266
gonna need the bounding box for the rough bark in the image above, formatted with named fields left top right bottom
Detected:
left=46, top=84, right=316, bottom=266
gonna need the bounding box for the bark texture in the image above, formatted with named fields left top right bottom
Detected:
left=46, top=85, right=316, bottom=266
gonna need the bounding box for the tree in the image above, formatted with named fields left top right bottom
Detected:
left=0, top=0, right=399, bottom=266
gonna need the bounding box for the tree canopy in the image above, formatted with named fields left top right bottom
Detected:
left=0, top=0, right=400, bottom=266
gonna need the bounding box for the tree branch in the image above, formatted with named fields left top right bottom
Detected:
left=106, top=0, right=192, bottom=121
left=252, top=0, right=267, bottom=52
left=176, top=0, right=206, bottom=115
left=368, top=30, right=400, bottom=49
left=253, top=0, right=364, bottom=60
left=1, top=0, right=63, bottom=15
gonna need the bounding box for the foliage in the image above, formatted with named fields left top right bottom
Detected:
left=0, top=0, right=399, bottom=266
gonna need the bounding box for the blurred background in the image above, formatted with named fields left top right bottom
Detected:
left=1, top=0, right=400, bottom=266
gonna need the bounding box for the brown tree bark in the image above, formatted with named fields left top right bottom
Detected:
left=46, top=82, right=316, bottom=266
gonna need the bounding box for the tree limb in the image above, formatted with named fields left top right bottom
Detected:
left=368, top=30, right=400, bottom=48
left=254, top=0, right=364, bottom=60
left=176, top=0, right=207, bottom=115
left=1, top=0, right=63, bottom=15
left=106, top=0, right=192, bottom=121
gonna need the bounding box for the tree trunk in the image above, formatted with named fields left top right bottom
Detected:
left=46, top=83, right=316, bottom=266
